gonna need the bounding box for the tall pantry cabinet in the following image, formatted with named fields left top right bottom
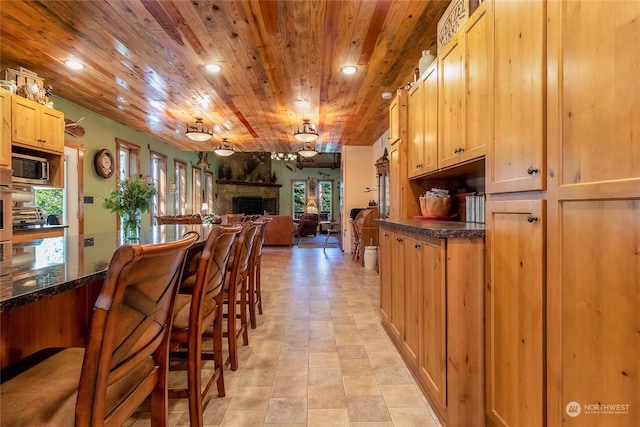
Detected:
left=484, top=1, right=547, bottom=426
left=485, top=1, right=640, bottom=427
left=546, top=1, right=639, bottom=426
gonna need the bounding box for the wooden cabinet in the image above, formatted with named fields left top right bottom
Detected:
left=486, top=0, right=545, bottom=193
left=389, top=91, right=406, bottom=144
left=378, top=229, right=393, bottom=326
left=408, top=63, right=439, bottom=179
left=485, top=199, right=545, bottom=427
left=422, top=63, right=438, bottom=175
left=379, top=224, right=485, bottom=426
left=0, top=89, right=10, bottom=168
left=11, top=95, right=64, bottom=153
left=438, top=4, right=488, bottom=170
left=545, top=2, right=640, bottom=426
left=416, top=236, right=446, bottom=409
left=407, top=80, right=424, bottom=178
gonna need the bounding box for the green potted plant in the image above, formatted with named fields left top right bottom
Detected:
left=103, top=175, right=156, bottom=240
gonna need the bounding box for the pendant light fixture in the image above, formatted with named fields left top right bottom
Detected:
left=185, top=117, right=213, bottom=141
left=213, top=138, right=235, bottom=157
left=298, top=144, right=318, bottom=158
left=294, top=119, right=319, bottom=143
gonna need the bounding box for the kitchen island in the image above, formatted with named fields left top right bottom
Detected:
left=377, top=218, right=485, bottom=427
left=0, top=224, right=213, bottom=369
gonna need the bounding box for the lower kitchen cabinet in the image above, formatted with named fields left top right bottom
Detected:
left=379, top=224, right=485, bottom=426
left=485, top=199, right=545, bottom=427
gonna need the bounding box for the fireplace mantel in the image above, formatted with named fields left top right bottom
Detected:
left=216, top=180, right=282, bottom=188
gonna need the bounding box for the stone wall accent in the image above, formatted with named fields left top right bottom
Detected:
left=215, top=181, right=281, bottom=215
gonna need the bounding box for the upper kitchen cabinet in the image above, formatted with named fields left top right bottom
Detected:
left=389, top=90, right=407, bottom=145
left=407, top=78, right=425, bottom=178
left=408, top=62, right=439, bottom=180
left=547, top=0, right=640, bottom=198
left=486, top=0, right=545, bottom=193
left=0, top=89, right=10, bottom=168
left=438, top=3, right=488, bottom=170
left=11, top=95, right=64, bottom=154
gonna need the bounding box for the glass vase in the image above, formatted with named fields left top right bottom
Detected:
left=122, top=209, right=142, bottom=241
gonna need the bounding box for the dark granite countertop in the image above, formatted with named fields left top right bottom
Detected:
left=13, top=224, right=68, bottom=231
left=376, top=218, right=485, bottom=239
left=0, top=224, right=214, bottom=312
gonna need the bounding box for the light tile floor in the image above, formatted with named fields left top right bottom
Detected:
left=126, top=238, right=442, bottom=426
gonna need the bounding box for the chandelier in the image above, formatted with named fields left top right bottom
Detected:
left=213, top=138, right=235, bottom=157
left=185, top=117, right=213, bottom=141
left=298, top=144, right=318, bottom=158
left=294, top=119, right=319, bottom=143
left=271, top=152, right=297, bottom=162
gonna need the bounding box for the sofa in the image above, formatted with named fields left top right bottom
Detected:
left=262, top=215, right=295, bottom=246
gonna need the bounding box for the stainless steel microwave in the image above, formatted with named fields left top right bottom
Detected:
left=11, top=153, right=50, bottom=185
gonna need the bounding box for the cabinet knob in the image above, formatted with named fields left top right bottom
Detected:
left=527, top=167, right=539, bottom=175
left=384, top=233, right=389, bottom=237
left=414, top=243, right=420, bottom=249
left=527, top=215, right=538, bottom=223
left=396, top=237, right=403, bottom=242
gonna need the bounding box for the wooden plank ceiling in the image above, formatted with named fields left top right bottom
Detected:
left=0, top=0, right=449, bottom=153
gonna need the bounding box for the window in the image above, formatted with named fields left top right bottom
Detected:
left=174, top=160, right=187, bottom=215
left=204, top=171, right=214, bottom=214
left=116, top=138, right=140, bottom=230
left=192, top=167, right=202, bottom=214
left=150, top=151, right=167, bottom=222
left=292, top=181, right=306, bottom=220
left=116, top=138, right=140, bottom=180
left=318, top=180, right=333, bottom=220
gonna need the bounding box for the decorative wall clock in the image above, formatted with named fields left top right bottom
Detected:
left=94, top=148, right=115, bottom=178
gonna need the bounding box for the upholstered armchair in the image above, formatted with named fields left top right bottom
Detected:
left=296, top=213, right=319, bottom=237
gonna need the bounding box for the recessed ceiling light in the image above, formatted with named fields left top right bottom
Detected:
left=64, top=60, right=85, bottom=70
left=381, top=92, right=393, bottom=100
left=341, top=65, right=357, bottom=75
left=205, top=63, right=222, bottom=73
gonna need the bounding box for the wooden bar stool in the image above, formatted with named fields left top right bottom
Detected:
left=0, top=232, right=199, bottom=426
left=248, top=220, right=268, bottom=329
left=169, top=226, right=240, bottom=427
left=222, top=222, right=259, bottom=370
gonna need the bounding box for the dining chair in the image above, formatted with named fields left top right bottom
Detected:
left=168, top=225, right=240, bottom=427
left=247, top=220, right=268, bottom=329
left=0, top=232, right=199, bottom=427
left=222, top=221, right=259, bottom=371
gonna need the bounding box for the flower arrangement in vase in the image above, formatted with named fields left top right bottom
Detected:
left=103, top=175, right=156, bottom=240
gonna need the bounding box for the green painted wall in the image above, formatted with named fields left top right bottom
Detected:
left=52, top=95, right=217, bottom=234
left=52, top=96, right=342, bottom=232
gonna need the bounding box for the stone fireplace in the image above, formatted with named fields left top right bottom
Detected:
left=215, top=181, right=281, bottom=215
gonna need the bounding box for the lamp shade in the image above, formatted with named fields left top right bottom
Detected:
left=305, top=199, right=318, bottom=214
left=298, top=144, right=318, bottom=158
left=294, top=119, right=319, bottom=143
left=213, top=139, right=235, bottom=157
left=185, top=117, right=213, bottom=141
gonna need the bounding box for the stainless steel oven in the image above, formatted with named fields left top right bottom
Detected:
left=0, top=168, right=14, bottom=242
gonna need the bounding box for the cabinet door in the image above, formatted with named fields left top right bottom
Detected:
left=402, top=235, right=421, bottom=369
left=486, top=0, right=545, bottom=193
left=486, top=199, right=545, bottom=427
left=417, top=236, right=446, bottom=409
left=388, top=143, right=400, bottom=221
left=388, top=232, right=405, bottom=342
left=379, top=229, right=393, bottom=326
left=463, top=5, right=488, bottom=162
left=438, top=37, right=465, bottom=169
left=40, top=107, right=64, bottom=153
left=0, top=89, right=10, bottom=167
left=389, top=91, right=406, bottom=144
left=11, top=95, right=40, bottom=148
left=421, top=63, right=438, bottom=174
left=407, top=81, right=424, bottom=178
